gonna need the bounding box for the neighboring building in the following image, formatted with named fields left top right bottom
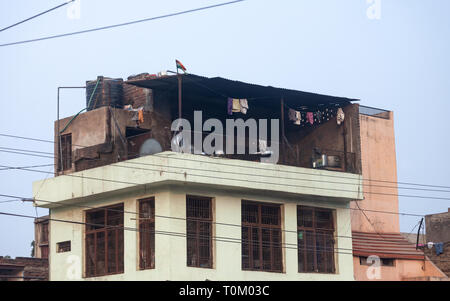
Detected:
left=423, top=209, right=450, bottom=277
left=0, top=257, right=48, bottom=281
left=425, top=209, right=450, bottom=243
left=350, top=107, right=447, bottom=281
left=34, top=215, right=49, bottom=259
left=34, top=73, right=364, bottom=280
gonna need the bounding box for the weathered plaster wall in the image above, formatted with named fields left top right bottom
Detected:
left=351, top=111, right=400, bottom=233
left=47, top=185, right=355, bottom=281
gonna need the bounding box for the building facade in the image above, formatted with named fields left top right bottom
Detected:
left=351, top=108, right=447, bottom=281
left=34, top=73, right=366, bottom=280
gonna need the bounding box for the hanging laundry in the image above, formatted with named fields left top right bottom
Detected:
left=316, top=111, right=323, bottom=123
left=232, top=98, right=241, bottom=113
left=435, top=242, right=444, bottom=256
left=337, top=108, right=345, bottom=125
left=240, top=99, right=249, bottom=114
left=138, top=108, right=144, bottom=123
left=227, top=98, right=233, bottom=115
left=289, top=109, right=301, bottom=125
left=306, top=112, right=314, bottom=125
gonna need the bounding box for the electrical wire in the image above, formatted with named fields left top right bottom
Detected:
left=4, top=144, right=450, bottom=194
left=1, top=132, right=450, bottom=191
left=0, top=193, right=426, bottom=240
left=0, top=0, right=75, bottom=33
left=2, top=155, right=450, bottom=202
left=0, top=0, right=246, bottom=47
left=2, top=210, right=450, bottom=263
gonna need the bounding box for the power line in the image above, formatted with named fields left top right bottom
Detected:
left=3, top=160, right=450, bottom=202
left=0, top=193, right=426, bottom=239
left=2, top=132, right=450, bottom=191
left=0, top=163, right=54, bottom=171
left=2, top=210, right=449, bottom=263
left=3, top=144, right=450, bottom=195
left=0, top=0, right=75, bottom=33
left=0, top=0, right=246, bottom=47
left=2, top=152, right=450, bottom=202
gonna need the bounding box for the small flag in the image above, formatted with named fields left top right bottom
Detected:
left=176, top=60, right=187, bottom=73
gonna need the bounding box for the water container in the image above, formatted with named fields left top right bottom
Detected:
left=86, top=76, right=123, bottom=111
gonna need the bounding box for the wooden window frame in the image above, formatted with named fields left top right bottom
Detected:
left=57, top=241, right=71, bottom=253
left=241, top=200, right=283, bottom=273
left=138, top=197, right=155, bottom=270
left=59, top=133, right=72, bottom=171
left=85, top=203, right=124, bottom=278
left=186, top=195, right=213, bottom=269
left=297, top=206, right=336, bottom=274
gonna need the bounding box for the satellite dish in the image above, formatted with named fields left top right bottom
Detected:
left=139, top=139, right=163, bottom=157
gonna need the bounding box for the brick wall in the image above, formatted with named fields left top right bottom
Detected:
left=123, top=73, right=155, bottom=109
left=0, top=257, right=48, bottom=281
left=423, top=242, right=450, bottom=277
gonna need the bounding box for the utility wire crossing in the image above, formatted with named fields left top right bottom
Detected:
left=0, top=0, right=246, bottom=47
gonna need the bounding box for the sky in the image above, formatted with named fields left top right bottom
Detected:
left=0, top=0, right=449, bottom=257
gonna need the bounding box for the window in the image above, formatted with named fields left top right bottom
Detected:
left=186, top=196, right=213, bottom=268
left=57, top=241, right=71, bottom=253
left=138, top=198, right=155, bottom=270
left=59, top=134, right=72, bottom=171
left=241, top=201, right=283, bottom=273
left=37, top=220, right=49, bottom=259
left=85, top=204, right=124, bottom=277
left=40, top=221, right=49, bottom=244
left=359, top=257, right=395, bottom=267
left=297, top=206, right=335, bottom=274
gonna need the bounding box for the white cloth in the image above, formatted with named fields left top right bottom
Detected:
left=240, top=99, right=249, bottom=114
left=337, top=108, right=345, bottom=125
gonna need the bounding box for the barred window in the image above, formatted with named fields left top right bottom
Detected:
left=297, top=206, right=335, bottom=274
left=85, top=204, right=124, bottom=277
left=242, top=201, right=283, bottom=273
left=186, top=196, right=213, bottom=268
left=139, top=198, right=155, bottom=270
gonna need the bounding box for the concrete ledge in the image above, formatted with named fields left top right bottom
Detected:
left=33, top=152, right=363, bottom=208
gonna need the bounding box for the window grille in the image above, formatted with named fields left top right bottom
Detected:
left=186, top=196, right=213, bottom=268
left=297, top=206, right=335, bottom=274
left=85, top=204, right=124, bottom=277
left=242, top=201, right=283, bottom=273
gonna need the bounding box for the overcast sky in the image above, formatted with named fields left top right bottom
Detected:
left=1, top=0, right=449, bottom=257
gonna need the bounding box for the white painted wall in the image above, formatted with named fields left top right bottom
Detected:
left=47, top=185, right=355, bottom=281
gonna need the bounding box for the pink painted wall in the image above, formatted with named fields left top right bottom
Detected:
left=351, top=111, right=400, bottom=233
left=352, top=111, right=446, bottom=280
left=353, top=256, right=447, bottom=281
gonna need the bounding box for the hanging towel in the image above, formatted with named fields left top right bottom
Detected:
left=288, top=109, right=296, bottom=121
left=227, top=98, right=233, bottom=115
left=138, top=108, right=144, bottom=124
left=289, top=109, right=301, bottom=125
left=435, top=242, right=444, bottom=256
left=240, top=99, right=249, bottom=114
left=337, top=108, right=345, bottom=125
left=294, top=111, right=301, bottom=125
left=232, top=98, right=241, bottom=113
left=306, top=112, right=314, bottom=125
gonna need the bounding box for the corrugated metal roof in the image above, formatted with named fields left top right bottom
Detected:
left=352, top=231, right=425, bottom=260
left=125, top=73, right=359, bottom=109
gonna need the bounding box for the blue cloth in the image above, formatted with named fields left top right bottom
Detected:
left=227, top=98, right=233, bottom=115
left=435, top=242, right=444, bottom=256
